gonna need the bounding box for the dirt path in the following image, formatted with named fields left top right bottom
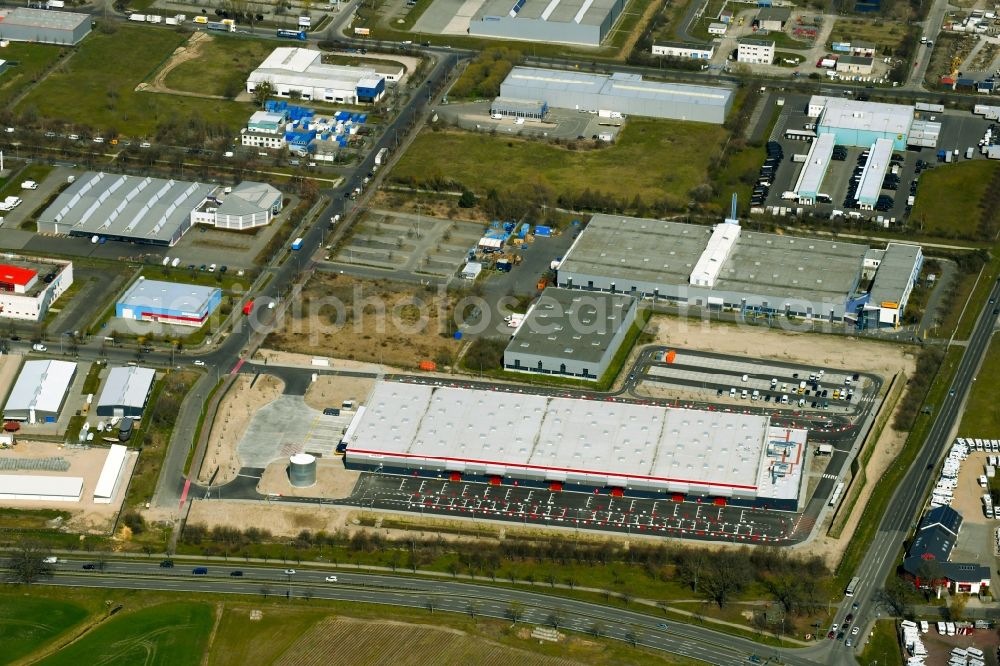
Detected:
left=611, top=0, right=663, bottom=59
left=137, top=31, right=226, bottom=99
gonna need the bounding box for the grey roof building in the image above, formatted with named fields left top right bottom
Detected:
left=863, top=242, right=923, bottom=328
left=755, top=6, right=791, bottom=30
left=37, top=172, right=214, bottom=247
left=498, top=67, right=733, bottom=124
left=503, top=288, right=638, bottom=381
left=3, top=360, right=77, bottom=423
left=0, top=8, right=91, bottom=45
left=204, top=182, right=283, bottom=231
left=556, top=215, right=870, bottom=321
left=96, top=366, right=156, bottom=418
left=468, top=0, right=625, bottom=46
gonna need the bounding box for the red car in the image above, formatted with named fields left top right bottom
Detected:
left=827, top=630, right=836, bottom=639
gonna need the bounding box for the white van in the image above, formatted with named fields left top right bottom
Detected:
left=751, top=390, right=760, bottom=400
left=161, top=256, right=170, bottom=266
left=729, top=387, right=736, bottom=398
left=781, top=394, right=789, bottom=404
left=741, top=374, right=749, bottom=382
left=170, top=258, right=180, bottom=268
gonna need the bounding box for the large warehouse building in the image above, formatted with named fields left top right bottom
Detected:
left=807, top=95, right=940, bottom=151
left=0, top=256, right=74, bottom=322
left=468, top=0, right=625, bottom=47
left=115, top=278, right=221, bottom=328
left=38, top=172, right=215, bottom=246
left=496, top=67, right=733, bottom=124
left=555, top=214, right=922, bottom=326
left=247, top=48, right=386, bottom=104
left=344, top=383, right=808, bottom=509
left=3, top=360, right=77, bottom=424
left=0, top=8, right=91, bottom=45
left=96, top=366, right=156, bottom=418
left=503, top=288, right=638, bottom=381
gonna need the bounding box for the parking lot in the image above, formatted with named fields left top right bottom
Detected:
left=236, top=395, right=353, bottom=467
left=344, top=473, right=799, bottom=542
left=755, top=95, right=995, bottom=224
left=332, top=210, right=483, bottom=278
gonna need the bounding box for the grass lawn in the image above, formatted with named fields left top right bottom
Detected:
left=910, top=161, right=1000, bottom=239
left=164, top=35, right=274, bottom=98
left=860, top=620, right=902, bottom=666
left=0, top=42, right=66, bottom=106
left=959, top=337, right=1000, bottom=436
left=34, top=601, right=213, bottom=666
left=828, top=18, right=910, bottom=55
left=18, top=25, right=253, bottom=137
left=393, top=120, right=727, bottom=208
left=0, top=507, right=71, bottom=529
left=953, top=254, right=1000, bottom=340
left=0, top=594, right=89, bottom=663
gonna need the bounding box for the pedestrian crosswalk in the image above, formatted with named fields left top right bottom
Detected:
left=821, top=473, right=838, bottom=480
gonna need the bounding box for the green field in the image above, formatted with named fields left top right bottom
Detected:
left=164, top=35, right=274, bottom=98
left=35, top=602, right=213, bottom=666
left=0, top=42, right=65, bottom=106
left=0, top=596, right=89, bottom=664
left=393, top=120, right=728, bottom=208
left=911, top=161, right=1000, bottom=239
left=959, top=337, right=1000, bottom=436
left=860, top=620, right=903, bottom=666
left=18, top=25, right=253, bottom=137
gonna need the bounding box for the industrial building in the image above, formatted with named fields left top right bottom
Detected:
left=467, top=0, right=625, bottom=47
left=344, top=382, right=809, bottom=509
left=793, top=133, right=835, bottom=204
left=93, top=444, right=129, bottom=504
left=38, top=172, right=215, bottom=246
left=246, top=48, right=385, bottom=104
left=835, top=55, right=875, bottom=75
left=496, top=67, right=733, bottom=124
left=502, top=288, right=638, bottom=381
left=3, top=360, right=77, bottom=424
left=115, top=278, right=221, bottom=328
left=0, top=8, right=91, bottom=45
left=489, top=98, right=549, bottom=120
left=755, top=6, right=790, bottom=31
left=0, top=257, right=73, bottom=322
left=0, top=475, right=83, bottom=502
left=737, top=38, right=775, bottom=65
left=855, top=138, right=894, bottom=209
left=651, top=41, right=714, bottom=60
left=191, top=182, right=283, bottom=231
left=861, top=242, right=923, bottom=328
left=555, top=213, right=923, bottom=326
left=808, top=95, right=924, bottom=151
left=96, top=366, right=156, bottom=418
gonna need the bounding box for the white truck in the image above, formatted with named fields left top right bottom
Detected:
left=374, top=147, right=388, bottom=166
left=129, top=13, right=146, bottom=21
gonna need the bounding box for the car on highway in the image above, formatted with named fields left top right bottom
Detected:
left=827, top=630, right=835, bottom=639
left=230, top=570, right=244, bottom=577
left=159, top=560, right=174, bottom=568
left=82, top=563, right=96, bottom=570
left=284, top=569, right=296, bottom=575
left=851, top=601, right=859, bottom=610
left=836, top=631, right=845, bottom=640
left=844, top=613, right=853, bottom=623
left=31, top=343, right=47, bottom=352
left=656, top=623, right=668, bottom=630
left=193, top=567, right=208, bottom=575
left=193, top=360, right=206, bottom=367
left=851, top=626, right=860, bottom=635
left=325, top=575, right=338, bottom=582
left=845, top=638, right=853, bottom=647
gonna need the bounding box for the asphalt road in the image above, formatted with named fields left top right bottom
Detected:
left=42, top=557, right=818, bottom=665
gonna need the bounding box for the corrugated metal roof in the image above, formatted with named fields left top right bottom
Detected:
left=97, top=366, right=155, bottom=412
left=4, top=360, right=76, bottom=416
left=503, top=67, right=731, bottom=107
left=856, top=138, right=894, bottom=205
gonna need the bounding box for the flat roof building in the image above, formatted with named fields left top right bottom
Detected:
left=794, top=133, right=836, bottom=203
left=737, top=38, right=775, bottom=65
left=0, top=256, right=73, bottom=322
left=0, top=8, right=91, bottom=45
left=116, top=278, right=222, bottom=328
left=468, top=0, right=625, bottom=46
left=0, top=475, right=83, bottom=502
left=37, top=172, right=215, bottom=246
left=809, top=95, right=914, bottom=150
left=755, top=6, right=791, bottom=31
left=191, top=181, right=283, bottom=231
left=503, top=288, right=638, bottom=381
left=556, top=214, right=869, bottom=321
left=3, top=360, right=77, bottom=424
left=96, top=366, right=156, bottom=418
left=344, top=382, right=808, bottom=509
left=855, top=138, right=894, bottom=208
left=836, top=55, right=875, bottom=75
left=247, top=48, right=385, bottom=105
left=93, top=444, right=128, bottom=504
left=652, top=41, right=715, bottom=59
left=498, top=67, right=733, bottom=124
left=863, top=242, right=923, bottom=328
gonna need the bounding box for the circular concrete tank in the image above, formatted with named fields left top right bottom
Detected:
left=288, top=453, right=317, bottom=488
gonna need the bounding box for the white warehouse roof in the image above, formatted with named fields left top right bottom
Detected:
left=97, top=366, right=155, bottom=413
left=795, top=133, right=836, bottom=198
left=0, top=474, right=83, bottom=502
left=93, top=444, right=128, bottom=503
left=856, top=138, right=894, bottom=205
left=4, top=360, right=76, bottom=417
left=812, top=95, right=913, bottom=135
left=345, top=383, right=807, bottom=501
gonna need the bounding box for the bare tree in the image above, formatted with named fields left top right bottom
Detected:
left=4, top=540, right=54, bottom=584
left=507, top=601, right=524, bottom=624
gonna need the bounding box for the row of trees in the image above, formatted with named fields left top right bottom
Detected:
left=449, top=48, right=524, bottom=100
